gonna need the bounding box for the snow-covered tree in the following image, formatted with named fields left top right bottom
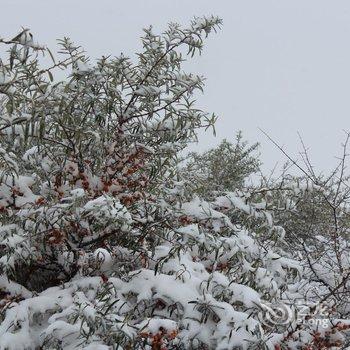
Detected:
left=186, top=137, right=350, bottom=349
left=0, top=18, right=349, bottom=350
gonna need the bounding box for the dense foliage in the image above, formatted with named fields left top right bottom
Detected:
left=0, top=18, right=349, bottom=350
left=185, top=134, right=261, bottom=196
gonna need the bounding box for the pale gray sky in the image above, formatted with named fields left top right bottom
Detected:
left=2, top=0, right=350, bottom=173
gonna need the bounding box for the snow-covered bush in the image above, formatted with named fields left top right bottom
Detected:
left=185, top=140, right=350, bottom=349
left=0, top=18, right=349, bottom=350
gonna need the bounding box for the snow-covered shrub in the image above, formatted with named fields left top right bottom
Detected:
left=186, top=140, right=350, bottom=349
left=0, top=18, right=349, bottom=350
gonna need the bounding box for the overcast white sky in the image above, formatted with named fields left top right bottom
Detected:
left=2, top=0, right=350, bottom=173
